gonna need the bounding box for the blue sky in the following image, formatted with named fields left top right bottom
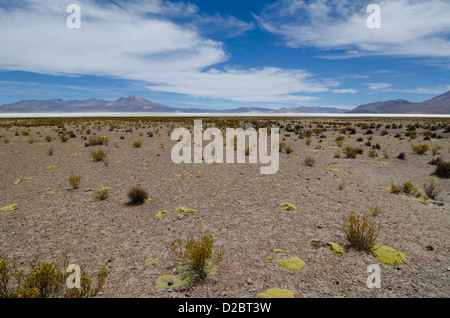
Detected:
left=0, top=0, right=449, bottom=110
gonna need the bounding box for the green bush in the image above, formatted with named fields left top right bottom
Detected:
left=170, top=233, right=224, bottom=282
left=342, top=213, right=380, bottom=252
left=0, top=255, right=108, bottom=298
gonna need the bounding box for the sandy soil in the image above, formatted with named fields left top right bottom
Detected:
left=0, top=116, right=448, bottom=298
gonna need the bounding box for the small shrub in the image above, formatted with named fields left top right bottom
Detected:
left=342, top=213, right=380, bottom=252
left=304, top=156, right=316, bottom=166
left=92, top=187, right=109, bottom=201
left=305, top=138, right=311, bottom=146
left=90, top=149, right=108, bottom=162
left=21, top=130, right=30, bottom=136
left=390, top=182, right=402, bottom=194
left=343, top=146, right=361, bottom=159
left=132, top=139, right=142, bottom=148
left=127, top=186, right=148, bottom=205
left=60, top=133, right=69, bottom=143
left=431, top=146, right=442, bottom=156
left=4, top=138, right=10, bottom=144
left=412, top=144, right=430, bottom=155
left=0, top=255, right=108, bottom=298
left=368, top=149, right=377, bottom=158
left=68, top=173, right=81, bottom=189
left=369, top=206, right=381, bottom=217
left=434, top=159, right=450, bottom=178
left=170, top=233, right=224, bottom=282
left=285, top=146, right=293, bottom=154
left=402, top=180, right=417, bottom=195
left=334, top=151, right=341, bottom=159
left=335, top=136, right=345, bottom=147
left=47, top=147, right=54, bottom=156
left=44, top=135, right=52, bottom=142
left=423, top=182, right=438, bottom=200
left=86, top=136, right=109, bottom=147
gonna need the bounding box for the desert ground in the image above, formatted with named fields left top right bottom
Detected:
left=0, top=116, right=449, bottom=298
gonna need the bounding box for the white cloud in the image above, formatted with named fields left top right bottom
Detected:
left=0, top=0, right=331, bottom=104
left=365, top=83, right=393, bottom=91
left=332, top=88, right=359, bottom=94
left=256, top=0, right=450, bottom=59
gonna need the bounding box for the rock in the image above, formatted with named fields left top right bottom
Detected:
left=247, top=278, right=253, bottom=285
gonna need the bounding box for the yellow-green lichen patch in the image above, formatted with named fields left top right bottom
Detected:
left=280, top=203, right=296, bottom=211
left=273, top=249, right=294, bottom=255
left=14, top=177, right=32, bottom=184
left=327, top=167, right=342, bottom=173
left=0, top=204, right=19, bottom=211
left=417, top=198, right=429, bottom=206
left=372, top=245, right=407, bottom=265
left=176, top=207, right=197, bottom=220
left=426, top=176, right=439, bottom=180
left=309, top=239, right=326, bottom=249
left=327, top=242, right=344, bottom=256
left=257, top=288, right=295, bottom=298
left=145, top=257, right=161, bottom=266
left=155, top=209, right=169, bottom=220
left=276, top=257, right=306, bottom=271
left=42, top=166, right=56, bottom=170
left=155, top=275, right=184, bottom=289
left=47, top=187, right=72, bottom=195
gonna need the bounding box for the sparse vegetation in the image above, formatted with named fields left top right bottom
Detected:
left=132, top=139, right=142, bottom=148
left=343, top=146, right=362, bottom=159
left=342, top=213, right=380, bottom=252
left=90, top=149, right=108, bottom=162
left=0, top=254, right=108, bottom=298
left=412, top=144, right=430, bottom=155
left=127, top=186, right=148, bottom=205
left=434, top=159, right=450, bottom=178
left=304, top=156, right=316, bottom=166
left=423, top=182, right=438, bottom=200
left=170, top=233, right=224, bottom=283
left=68, top=172, right=81, bottom=189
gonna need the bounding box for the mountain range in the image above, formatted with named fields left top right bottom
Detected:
left=0, top=91, right=449, bottom=114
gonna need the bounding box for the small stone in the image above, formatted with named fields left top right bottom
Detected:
left=247, top=278, right=253, bottom=285
left=170, top=292, right=179, bottom=298
left=180, top=285, right=187, bottom=292
left=167, top=279, right=174, bottom=286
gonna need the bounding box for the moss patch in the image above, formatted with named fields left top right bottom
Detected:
left=417, top=198, right=429, bottom=206
left=276, top=257, right=306, bottom=271
left=372, top=245, right=407, bottom=265
left=257, top=288, right=295, bottom=298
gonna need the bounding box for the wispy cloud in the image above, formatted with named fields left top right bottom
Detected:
left=0, top=0, right=334, bottom=104
left=255, top=0, right=450, bottom=59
